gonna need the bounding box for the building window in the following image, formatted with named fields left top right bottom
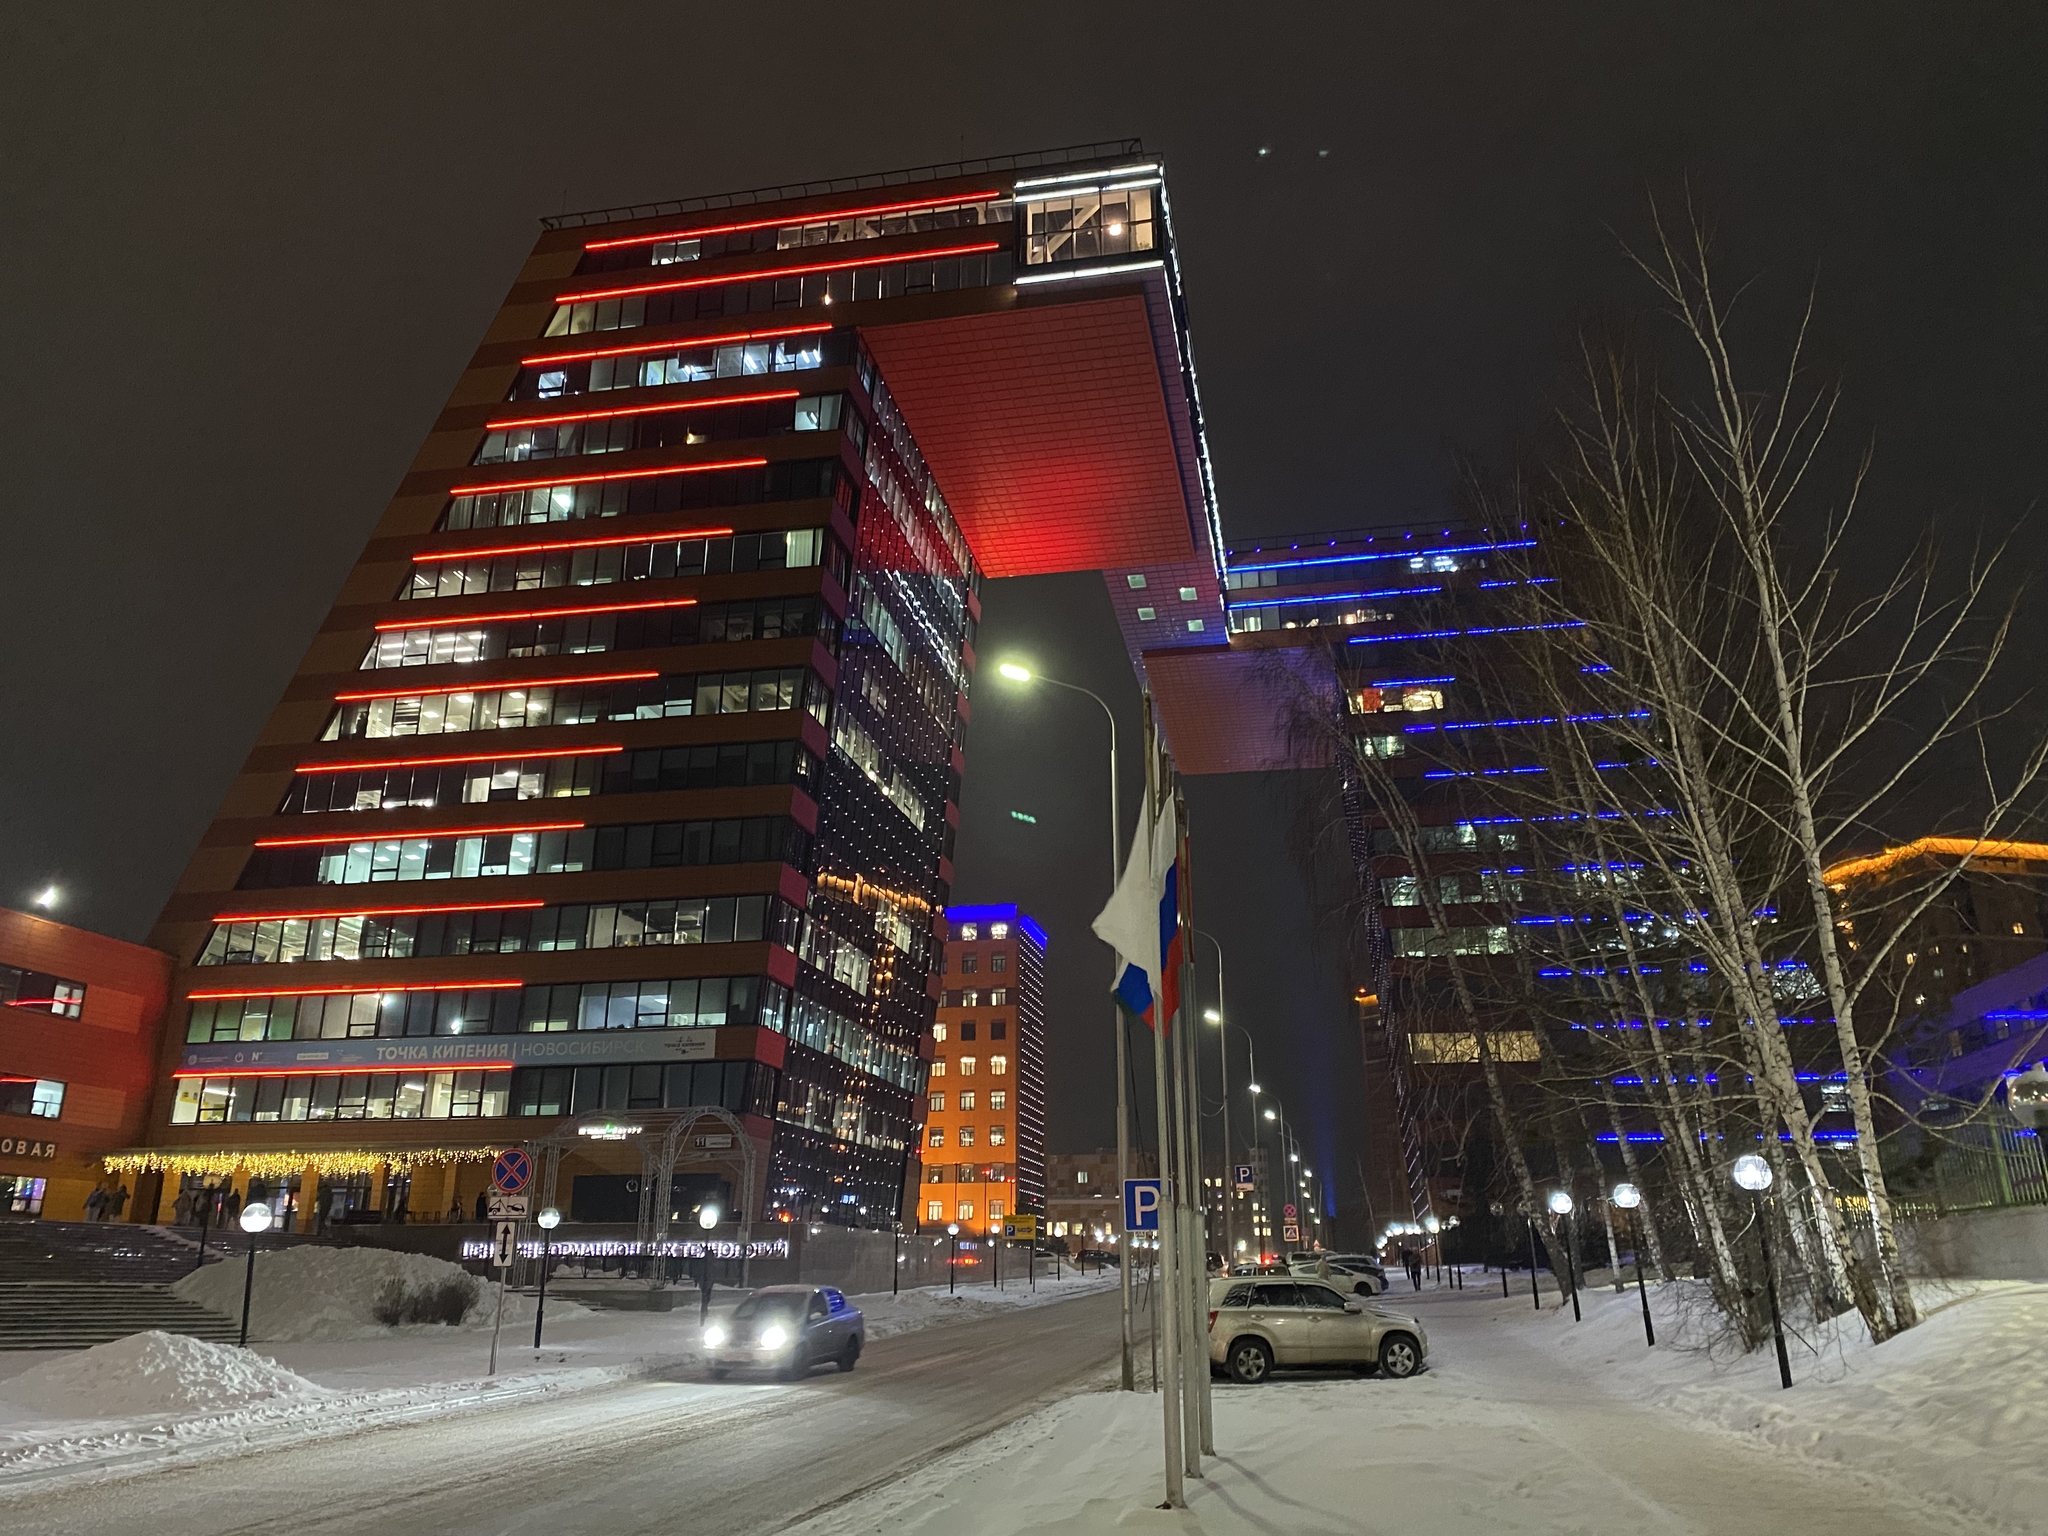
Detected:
left=1126, top=573, right=1148, bottom=589
left=1, top=1176, right=45, bottom=1217
left=959, top=954, right=978, bottom=973
left=960, top=924, right=979, bottom=940
left=1076, top=1169, right=1090, bottom=1185
left=990, top=1055, right=1009, bottom=1076
left=927, top=1199, right=944, bottom=1222
left=929, top=1060, right=945, bottom=1078
left=1136, top=606, right=1156, bottom=621
left=1187, top=619, right=1206, bottom=633
left=0, top=1076, right=64, bottom=1119
left=959, top=1021, right=977, bottom=1041
left=989, top=922, right=1009, bottom=938
left=1022, top=187, right=1156, bottom=265
left=990, top=1091, right=1007, bottom=1111
left=990, top=953, right=1007, bottom=974
left=989, top=1199, right=1005, bottom=1222
left=959, top=989, right=980, bottom=1007
left=932, top=1022, right=947, bottom=1043
left=957, top=1202, right=975, bottom=1222
left=1179, top=587, right=1198, bottom=602
left=989, top=989, right=1007, bottom=1005
left=928, top=1092, right=945, bottom=1112
left=990, top=1020, right=1007, bottom=1040
left=959, top=1057, right=977, bottom=1077
left=929, top=1126, right=945, bottom=1147
left=958, top=1126, right=975, bottom=1147
left=0, top=966, right=86, bottom=1019
left=926, top=1164, right=945, bottom=1184
left=990, top=1125, right=1007, bottom=1147
left=959, top=1091, right=976, bottom=1111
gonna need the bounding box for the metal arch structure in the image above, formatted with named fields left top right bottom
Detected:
left=519, top=1107, right=758, bottom=1291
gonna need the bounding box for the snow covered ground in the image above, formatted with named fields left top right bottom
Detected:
left=0, top=1256, right=1118, bottom=1486
left=791, top=1273, right=2048, bottom=1536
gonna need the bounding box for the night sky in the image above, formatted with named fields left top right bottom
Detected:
left=3, top=6, right=2041, bottom=1245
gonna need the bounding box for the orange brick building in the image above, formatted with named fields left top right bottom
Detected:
left=913, top=905, right=1047, bottom=1235
left=0, top=907, right=171, bottom=1220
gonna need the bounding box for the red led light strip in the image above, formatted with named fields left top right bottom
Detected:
left=334, top=669, right=657, bottom=702
left=174, top=1062, right=517, bottom=1080
left=211, top=900, right=548, bottom=923
left=187, top=980, right=525, bottom=1001
left=374, top=596, right=697, bottom=634
left=485, top=388, right=797, bottom=432
left=582, top=189, right=1007, bottom=252
left=555, top=240, right=1002, bottom=305
left=252, top=820, right=585, bottom=849
left=415, top=526, right=734, bottom=563
left=295, top=745, right=624, bottom=774
left=447, top=459, right=764, bottom=499
left=520, top=321, right=830, bottom=368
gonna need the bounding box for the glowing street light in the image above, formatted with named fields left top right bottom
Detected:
left=534, top=1206, right=563, bottom=1345
left=947, top=1222, right=961, bottom=1293
left=997, top=662, right=1033, bottom=683
left=236, top=1201, right=271, bottom=1348
left=698, top=1203, right=721, bottom=1230
left=1610, top=1184, right=1654, bottom=1346
left=1731, top=1156, right=1793, bottom=1387
left=32, top=886, right=57, bottom=910
left=1547, top=1191, right=1581, bottom=1321
left=1203, top=1009, right=1221, bottom=1024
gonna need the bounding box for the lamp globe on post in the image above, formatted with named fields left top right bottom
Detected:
left=947, top=1222, right=961, bottom=1294
left=532, top=1206, right=562, bottom=1347
left=1546, top=1191, right=1581, bottom=1321
left=235, top=1201, right=271, bottom=1348
left=1610, top=1183, right=1655, bottom=1346
left=1732, top=1155, right=1794, bottom=1389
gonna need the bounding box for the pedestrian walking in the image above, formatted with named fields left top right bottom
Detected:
left=223, top=1187, right=243, bottom=1225
left=109, top=1184, right=130, bottom=1221
left=473, top=1189, right=489, bottom=1222
left=447, top=1193, right=464, bottom=1224
left=84, top=1186, right=107, bottom=1221
left=173, top=1188, right=194, bottom=1225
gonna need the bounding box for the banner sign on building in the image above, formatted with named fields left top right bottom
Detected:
left=177, top=1026, right=723, bottom=1077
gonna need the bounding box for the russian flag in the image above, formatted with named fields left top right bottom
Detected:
left=1094, top=787, right=1183, bottom=1032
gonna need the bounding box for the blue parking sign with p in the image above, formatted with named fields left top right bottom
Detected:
left=1124, top=1178, right=1163, bottom=1232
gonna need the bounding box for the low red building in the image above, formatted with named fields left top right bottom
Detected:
left=0, top=907, right=171, bottom=1220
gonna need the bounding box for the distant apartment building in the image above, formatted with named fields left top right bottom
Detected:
left=0, top=908, right=170, bottom=1220
left=1045, top=1147, right=1156, bottom=1247
left=914, top=905, right=1047, bottom=1235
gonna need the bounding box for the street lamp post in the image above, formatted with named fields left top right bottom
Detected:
left=1195, top=931, right=1232, bottom=1265
left=693, top=1204, right=719, bottom=1323
left=1610, top=1184, right=1654, bottom=1346
left=535, top=1206, right=563, bottom=1344
left=996, top=661, right=1134, bottom=1392
left=947, top=1222, right=960, bottom=1295
left=1526, top=1214, right=1542, bottom=1309
left=1548, top=1190, right=1581, bottom=1321
left=236, top=1201, right=272, bottom=1348
left=1732, top=1154, right=1793, bottom=1389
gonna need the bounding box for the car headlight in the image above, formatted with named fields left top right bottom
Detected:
left=759, top=1325, right=788, bottom=1350
left=703, top=1325, right=726, bottom=1349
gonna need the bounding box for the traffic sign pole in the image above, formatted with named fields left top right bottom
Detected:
left=487, top=1218, right=516, bottom=1376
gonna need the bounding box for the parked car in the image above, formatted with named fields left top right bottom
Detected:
left=1287, top=1253, right=1388, bottom=1296
left=1208, top=1277, right=1427, bottom=1384
left=1227, top=1260, right=1291, bottom=1276
left=704, top=1285, right=864, bottom=1379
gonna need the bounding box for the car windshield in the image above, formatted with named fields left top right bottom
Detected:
left=732, top=1292, right=806, bottom=1322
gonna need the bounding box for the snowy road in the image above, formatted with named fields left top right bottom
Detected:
left=0, top=1286, right=1130, bottom=1536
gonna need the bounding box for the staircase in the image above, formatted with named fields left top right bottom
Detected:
left=0, top=1222, right=240, bottom=1349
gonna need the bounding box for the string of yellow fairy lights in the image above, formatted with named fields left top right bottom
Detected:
left=101, top=1147, right=503, bottom=1180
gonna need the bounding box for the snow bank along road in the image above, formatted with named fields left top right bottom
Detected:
left=0, top=1285, right=1129, bottom=1536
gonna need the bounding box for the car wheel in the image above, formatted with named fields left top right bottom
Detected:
left=837, top=1337, right=861, bottom=1373
left=1377, top=1332, right=1422, bottom=1379
left=777, top=1355, right=804, bottom=1381
left=1227, top=1337, right=1274, bottom=1385
left=709, top=1366, right=728, bottom=1381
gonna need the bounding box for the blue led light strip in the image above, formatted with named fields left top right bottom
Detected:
left=1348, top=620, right=1587, bottom=646
left=1224, top=583, right=1441, bottom=611
left=1228, top=538, right=1537, bottom=574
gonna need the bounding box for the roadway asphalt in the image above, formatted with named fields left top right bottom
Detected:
left=0, top=1286, right=1131, bottom=1536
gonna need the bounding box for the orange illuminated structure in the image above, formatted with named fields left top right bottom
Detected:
left=915, top=907, right=1048, bottom=1236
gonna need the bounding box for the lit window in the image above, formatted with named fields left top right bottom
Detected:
left=0, top=1077, right=64, bottom=1120
left=1179, top=587, right=1197, bottom=601
left=933, top=1022, right=948, bottom=1042
left=990, top=1091, right=1007, bottom=1111
left=989, top=1200, right=1005, bottom=1221
left=958, top=1125, right=975, bottom=1146
left=958, top=1202, right=975, bottom=1221
left=1076, top=1169, right=1090, bottom=1185
left=1136, top=606, right=1156, bottom=621
left=990, top=922, right=1009, bottom=938
left=959, top=1091, right=977, bottom=1111
left=990, top=1125, right=1007, bottom=1146
left=961, top=924, right=979, bottom=940
left=926, top=1164, right=944, bottom=1184
left=929, top=1059, right=945, bottom=1077
left=959, top=1057, right=976, bottom=1076
left=929, top=1092, right=946, bottom=1112
left=929, top=1126, right=945, bottom=1147
left=989, top=989, right=1007, bottom=1005
left=1187, top=619, right=1206, bottom=632
left=927, top=1199, right=944, bottom=1221
left=990, top=1054, right=1009, bottom=1076
left=2015, top=923, right=2027, bottom=935
left=1126, top=573, right=1148, bottom=589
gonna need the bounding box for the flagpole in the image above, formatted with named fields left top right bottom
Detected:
left=1179, top=789, right=1215, bottom=1460
left=1144, top=703, right=1186, bottom=1509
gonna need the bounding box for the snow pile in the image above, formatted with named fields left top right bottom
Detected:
left=854, top=1272, right=1122, bottom=1341
left=171, top=1245, right=587, bottom=1341
left=1, top=1331, right=325, bottom=1420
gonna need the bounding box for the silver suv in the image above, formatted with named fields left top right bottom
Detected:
left=1208, top=1277, right=1427, bottom=1383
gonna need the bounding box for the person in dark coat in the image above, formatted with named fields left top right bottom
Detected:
left=474, top=1188, right=489, bottom=1222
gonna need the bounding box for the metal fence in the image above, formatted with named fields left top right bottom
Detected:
left=1885, top=1115, right=2048, bottom=1221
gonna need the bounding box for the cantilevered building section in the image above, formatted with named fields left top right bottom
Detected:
left=133, top=143, right=1228, bottom=1235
